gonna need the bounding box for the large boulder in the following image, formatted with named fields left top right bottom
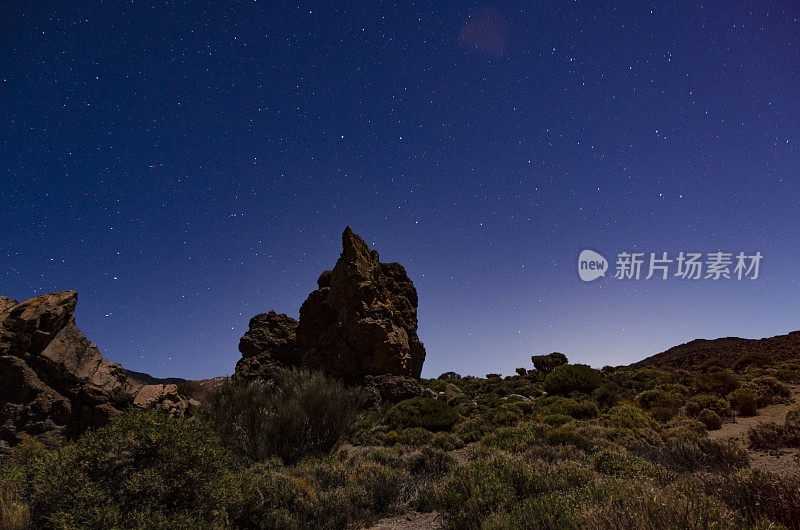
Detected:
left=234, top=310, right=299, bottom=381
left=0, top=291, right=128, bottom=449
left=295, top=227, right=426, bottom=381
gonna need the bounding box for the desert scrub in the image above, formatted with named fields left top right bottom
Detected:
left=747, top=422, right=786, bottom=450
left=433, top=455, right=594, bottom=528
left=694, top=369, right=740, bottom=396
left=751, top=376, right=792, bottom=406
left=536, top=396, right=599, bottom=419
left=9, top=410, right=240, bottom=529
left=685, top=393, right=732, bottom=418
left=631, top=437, right=748, bottom=474
left=601, top=404, right=657, bottom=431
left=700, top=469, right=800, bottom=528
left=729, top=387, right=758, bottom=416
left=543, top=364, right=602, bottom=395
left=384, top=397, right=458, bottom=432
left=697, top=408, right=723, bottom=430
left=636, top=388, right=684, bottom=410
left=592, top=449, right=658, bottom=478
left=205, top=369, right=358, bottom=464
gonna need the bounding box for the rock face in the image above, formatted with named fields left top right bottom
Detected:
left=234, top=227, right=426, bottom=384
left=0, top=291, right=128, bottom=449
left=234, top=310, right=299, bottom=381
left=295, top=227, right=426, bottom=382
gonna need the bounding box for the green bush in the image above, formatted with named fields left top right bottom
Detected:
left=636, top=388, right=683, bottom=410
left=734, top=351, right=772, bottom=371
left=385, top=397, right=458, bottom=432
left=694, top=370, right=739, bottom=396
left=751, top=376, right=791, bottom=407
left=531, top=352, right=568, bottom=375
left=702, top=470, right=800, bottom=528
left=10, top=410, right=239, bottom=528
left=592, top=450, right=656, bottom=478
left=176, top=382, right=194, bottom=398
left=698, top=409, right=723, bottom=430
left=601, top=404, right=657, bottom=431
left=543, top=364, right=602, bottom=395
left=205, top=369, right=358, bottom=464
left=685, top=394, right=732, bottom=418
left=729, top=388, right=758, bottom=416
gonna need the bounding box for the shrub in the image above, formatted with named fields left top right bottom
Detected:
left=734, top=351, right=772, bottom=371
left=455, top=418, right=487, bottom=443
left=438, top=372, right=462, bottom=380
left=543, top=364, right=602, bottom=395
left=729, top=388, right=758, bottom=416
left=12, top=410, right=239, bottom=528
left=592, top=382, right=623, bottom=408
left=694, top=370, right=739, bottom=396
left=636, top=388, right=683, bottom=410
left=405, top=447, right=455, bottom=476
left=601, top=404, right=657, bottom=431
left=515, top=367, right=527, bottom=376
left=649, top=406, right=675, bottom=423
left=385, top=397, right=458, bottom=432
left=176, top=382, right=194, bottom=398
left=592, top=450, right=656, bottom=478
left=685, top=394, right=732, bottom=418
left=698, top=409, right=723, bottom=430
left=632, top=437, right=748, bottom=473
left=748, top=422, right=786, bottom=450
left=205, top=370, right=358, bottom=464
left=531, top=352, right=568, bottom=375
left=751, top=376, right=791, bottom=406
left=702, top=470, right=800, bottom=528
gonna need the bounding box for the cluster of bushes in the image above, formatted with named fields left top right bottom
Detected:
left=3, top=349, right=796, bottom=529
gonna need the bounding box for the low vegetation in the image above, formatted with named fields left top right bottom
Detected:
left=1, top=355, right=798, bottom=529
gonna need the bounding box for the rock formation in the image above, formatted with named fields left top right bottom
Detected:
left=0, top=291, right=128, bottom=450
left=234, top=310, right=299, bottom=381
left=234, top=227, right=426, bottom=384
left=296, top=227, right=426, bottom=381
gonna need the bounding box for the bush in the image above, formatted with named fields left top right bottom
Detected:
left=543, top=364, right=602, bottom=395
left=385, top=397, right=458, bottom=432
left=751, top=376, right=791, bottom=407
left=702, top=470, right=800, bottom=528
left=205, top=369, right=358, bottom=464
left=748, top=422, right=786, bottom=450
left=734, top=351, right=772, bottom=371
left=601, top=404, right=657, bottom=431
left=531, top=352, right=568, bottom=374
left=438, top=372, right=462, bottom=380
left=176, top=382, right=194, bottom=398
left=694, top=370, right=739, bottom=396
left=729, top=388, right=758, bottom=416
left=698, top=409, right=723, bottom=430
left=515, top=367, right=527, bottom=376
left=685, top=394, right=732, bottom=418
left=10, top=410, right=239, bottom=528
left=636, top=388, right=683, bottom=410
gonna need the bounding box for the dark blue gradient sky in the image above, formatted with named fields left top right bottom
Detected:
left=2, top=2, right=799, bottom=380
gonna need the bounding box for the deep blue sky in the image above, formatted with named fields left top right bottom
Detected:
left=2, top=2, right=799, bottom=380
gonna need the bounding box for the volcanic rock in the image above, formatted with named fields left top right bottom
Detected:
left=363, top=374, right=423, bottom=404
left=295, top=227, right=426, bottom=381
left=0, top=291, right=128, bottom=449
left=234, top=310, right=299, bottom=381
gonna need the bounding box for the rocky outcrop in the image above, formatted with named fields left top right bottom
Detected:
left=131, top=384, right=200, bottom=417
left=363, top=374, right=423, bottom=405
left=0, top=291, right=128, bottom=449
left=234, top=227, right=426, bottom=384
left=234, top=311, right=299, bottom=381
left=295, top=227, right=426, bottom=381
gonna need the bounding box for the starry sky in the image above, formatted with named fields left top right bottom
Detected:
left=2, top=2, right=800, bottom=380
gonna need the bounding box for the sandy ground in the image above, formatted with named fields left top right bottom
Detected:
left=709, top=385, right=800, bottom=477
left=366, top=512, right=444, bottom=530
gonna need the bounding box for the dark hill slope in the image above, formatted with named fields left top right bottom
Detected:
left=631, top=330, right=800, bottom=370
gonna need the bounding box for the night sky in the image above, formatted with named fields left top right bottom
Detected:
left=3, top=2, right=800, bottom=380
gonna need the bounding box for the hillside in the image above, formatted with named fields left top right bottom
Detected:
left=632, top=330, right=800, bottom=370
